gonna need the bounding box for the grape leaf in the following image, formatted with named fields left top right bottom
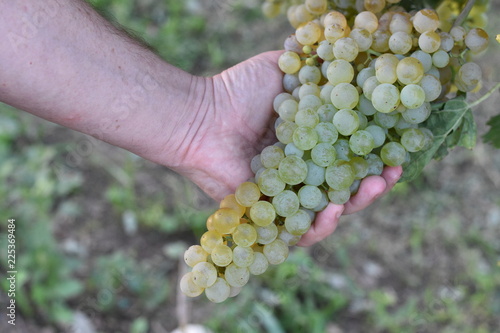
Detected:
left=400, top=96, right=475, bottom=182
left=483, top=114, right=500, bottom=149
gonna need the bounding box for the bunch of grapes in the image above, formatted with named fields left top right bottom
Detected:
left=181, top=0, right=490, bottom=303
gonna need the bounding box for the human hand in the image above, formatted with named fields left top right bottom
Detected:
left=174, top=51, right=402, bottom=246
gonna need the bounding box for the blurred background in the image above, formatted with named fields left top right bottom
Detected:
left=0, top=0, right=499, bottom=332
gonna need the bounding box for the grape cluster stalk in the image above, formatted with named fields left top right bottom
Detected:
left=181, top=0, right=490, bottom=303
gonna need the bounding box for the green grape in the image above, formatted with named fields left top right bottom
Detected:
left=213, top=208, right=240, bottom=234
left=278, top=99, right=298, bottom=121
left=256, top=223, right=279, bottom=245
left=299, top=65, right=322, bottom=84
left=220, top=194, right=246, bottom=218
left=432, top=50, right=449, bottom=68
left=328, top=188, right=351, bottom=205
left=357, top=67, right=376, bottom=88
left=200, top=230, right=223, bottom=254
left=411, top=50, right=433, bottom=72
left=362, top=76, right=381, bottom=100
left=273, top=92, right=294, bottom=113
left=400, top=84, right=426, bottom=109
left=389, top=31, right=412, bottom=54
left=371, top=29, right=391, bottom=52
left=413, top=9, right=440, bottom=33
left=439, top=32, right=454, bottom=52
left=283, top=73, right=300, bottom=93
left=260, top=145, right=285, bottom=169
left=295, top=108, right=320, bottom=127
left=326, top=161, right=355, bottom=190
left=375, top=53, right=399, bottom=84
left=296, top=21, right=322, bottom=45
left=358, top=94, right=378, bottom=116
left=323, top=10, right=347, bottom=28
left=354, top=11, right=379, bottom=33
left=319, top=85, right=335, bottom=105
left=400, top=128, right=426, bottom=152
left=299, top=82, right=321, bottom=98
left=317, top=40, right=335, bottom=61
left=299, top=95, right=323, bottom=112
left=276, top=120, right=298, bottom=144
left=394, top=117, right=417, bottom=136
left=315, top=122, right=339, bottom=144
left=331, top=83, right=359, bottom=110
left=349, top=130, right=375, bottom=156
left=374, top=110, right=400, bottom=128
left=311, top=142, right=337, bottom=167
left=333, top=109, right=360, bottom=136
left=263, top=239, right=289, bottom=265
left=464, top=28, right=489, bottom=53
left=233, top=223, right=258, bottom=248
left=284, top=142, right=305, bottom=157
left=450, top=26, right=466, bottom=42
left=250, top=200, right=276, bottom=227
left=327, top=59, right=355, bottom=85
left=211, top=244, right=233, bottom=267
left=224, top=263, right=250, bottom=288
left=324, top=23, right=347, bottom=44
left=365, top=124, right=387, bottom=147
left=364, top=0, right=385, bottom=13
left=205, top=277, right=231, bottom=303
left=457, top=62, right=482, bottom=88
left=402, top=102, right=431, bottom=124
left=180, top=272, right=204, bottom=297
left=305, top=0, right=328, bottom=15
left=349, top=156, right=369, bottom=179
left=257, top=168, right=286, bottom=197
left=380, top=142, right=407, bottom=166
left=418, top=31, right=441, bottom=53
left=278, top=51, right=301, bottom=74
left=232, top=246, right=255, bottom=267
left=298, top=185, right=323, bottom=209
left=235, top=182, right=261, bottom=207
left=350, top=28, right=373, bottom=52
left=192, top=262, right=218, bottom=288
left=334, top=138, right=354, bottom=161
left=278, top=155, right=308, bottom=185
left=248, top=252, right=269, bottom=275
left=272, top=190, right=300, bottom=217
left=284, top=209, right=312, bottom=236
left=311, top=191, right=329, bottom=212
left=419, top=74, right=442, bottom=102
left=293, top=126, right=319, bottom=150
left=365, top=153, right=384, bottom=176
left=371, top=83, right=400, bottom=113
left=333, top=37, right=359, bottom=62
left=397, top=57, right=424, bottom=85
left=278, top=226, right=302, bottom=246
left=184, top=245, right=209, bottom=268
left=389, top=13, right=412, bottom=34
left=304, top=159, right=326, bottom=186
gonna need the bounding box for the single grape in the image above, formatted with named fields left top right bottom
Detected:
left=211, top=244, right=233, bottom=267
left=380, top=142, right=407, bottom=166
left=257, top=168, right=286, bottom=197
left=371, top=83, right=400, bottom=113
left=224, top=263, right=250, bottom=288
left=333, top=109, right=360, bottom=136
left=250, top=200, right=276, bottom=227
left=325, top=161, right=355, bottom=190
left=255, top=223, right=279, bottom=245
left=263, top=239, right=289, bottom=265
left=248, top=252, right=269, bottom=275
left=205, top=277, right=231, bottom=303
left=180, top=272, right=204, bottom=297
left=184, top=245, right=209, bottom=268
left=272, top=190, right=300, bottom=217
left=284, top=209, right=312, bottom=236
left=278, top=51, right=301, bottom=74
left=192, top=262, right=217, bottom=288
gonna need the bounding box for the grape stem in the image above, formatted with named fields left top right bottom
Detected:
left=452, top=0, right=476, bottom=29
left=467, top=82, right=500, bottom=109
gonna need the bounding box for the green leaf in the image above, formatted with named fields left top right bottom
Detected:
left=401, top=96, right=475, bottom=182
left=483, top=114, right=500, bottom=149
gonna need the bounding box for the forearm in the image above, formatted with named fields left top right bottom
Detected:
left=0, top=0, right=208, bottom=165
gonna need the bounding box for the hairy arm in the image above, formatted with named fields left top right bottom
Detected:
left=0, top=0, right=206, bottom=167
